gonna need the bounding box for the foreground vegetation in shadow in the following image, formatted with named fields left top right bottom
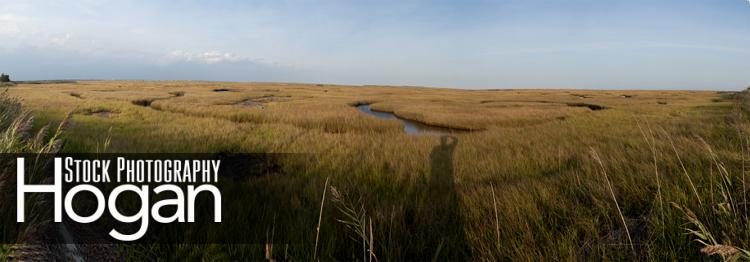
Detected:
left=3, top=81, right=749, bottom=260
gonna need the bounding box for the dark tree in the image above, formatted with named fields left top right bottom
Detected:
left=0, top=74, right=9, bottom=82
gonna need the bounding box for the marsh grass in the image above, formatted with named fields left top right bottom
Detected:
left=313, top=176, right=329, bottom=260
left=0, top=90, right=70, bottom=260
left=5, top=81, right=750, bottom=260
left=591, top=148, right=635, bottom=255
left=661, top=90, right=750, bottom=261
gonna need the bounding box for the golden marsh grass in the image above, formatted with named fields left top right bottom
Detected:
left=6, top=80, right=748, bottom=260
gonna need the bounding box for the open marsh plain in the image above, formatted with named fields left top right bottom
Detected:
left=6, top=81, right=749, bottom=260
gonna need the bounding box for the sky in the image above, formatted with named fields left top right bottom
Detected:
left=0, top=0, right=748, bottom=90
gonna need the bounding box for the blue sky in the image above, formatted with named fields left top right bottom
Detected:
left=0, top=0, right=748, bottom=89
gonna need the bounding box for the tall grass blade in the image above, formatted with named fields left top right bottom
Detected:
left=590, top=148, right=635, bottom=256
left=314, top=176, right=330, bottom=260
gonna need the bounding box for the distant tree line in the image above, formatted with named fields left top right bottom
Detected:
left=0, top=73, right=9, bottom=82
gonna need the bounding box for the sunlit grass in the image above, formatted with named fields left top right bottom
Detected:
left=5, top=81, right=747, bottom=260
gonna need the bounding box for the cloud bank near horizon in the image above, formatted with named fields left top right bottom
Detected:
left=0, top=0, right=748, bottom=90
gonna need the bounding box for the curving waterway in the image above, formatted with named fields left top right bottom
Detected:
left=355, top=104, right=469, bottom=135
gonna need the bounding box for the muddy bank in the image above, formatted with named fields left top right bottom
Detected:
left=235, top=95, right=292, bottom=109
left=74, top=107, right=118, bottom=118
left=131, top=91, right=184, bottom=107
left=237, top=100, right=265, bottom=109
left=132, top=98, right=160, bottom=107
left=479, top=100, right=610, bottom=111
left=565, top=102, right=608, bottom=111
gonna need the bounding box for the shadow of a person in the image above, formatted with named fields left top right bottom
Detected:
left=429, top=135, right=458, bottom=191
left=426, top=135, right=468, bottom=258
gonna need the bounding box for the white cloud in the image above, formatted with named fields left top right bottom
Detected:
left=50, top=33, right=72, bottom=46
left=164, top=50, right=251, bottom=64
left=0, top=13, right=73, bottom=49
left=0, top=13, right=33, bottom=40
left=197, top=51, right=245, bottom=64
left=161, top=50, right=288, bottom=67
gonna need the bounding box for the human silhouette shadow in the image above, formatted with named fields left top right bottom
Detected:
left=425, top=135, right=468, bottom=259
left=429, top=135, right=458, bottom=191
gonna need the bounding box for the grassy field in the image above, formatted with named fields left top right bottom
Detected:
left=4, top=80, right=749, bottom=260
